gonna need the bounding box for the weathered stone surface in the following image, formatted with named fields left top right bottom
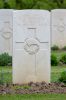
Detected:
left=13, top=10, right=50, bottom=84
left=0, top=9, right=13, bottom=55
left=51, top=9, right=66, bottom=48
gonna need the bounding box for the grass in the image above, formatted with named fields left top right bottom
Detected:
left=52, top=50, right=66, bottom=59
left=0, top=66, right=12, bottom=83
left=51, top=66, right=66, bottom=82
left=51, top=50, right=66, bottom=82
left=0, top=94, right=66, bottom=100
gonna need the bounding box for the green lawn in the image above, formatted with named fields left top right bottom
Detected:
left=51, top=66, right=66, bottom=82
left=0, top=94, right=66, bottom=100
left=52, top=50, right=66, bottom=59
left=51, top=50, right=66, bottom=81
left=0, top=66, right=12, bottom=83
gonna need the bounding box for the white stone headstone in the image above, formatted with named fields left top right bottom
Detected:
left=51, top=9, right=66, bottom=48
left=13, top=10, right=50, bottom=84
left=0, top=9, right=13, bottom=55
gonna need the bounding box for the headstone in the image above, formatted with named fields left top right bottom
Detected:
left=51, top=9, right=66, bottom=48
left=13, top=10, right=50, bottom=84
left=0, top=9, right=13, bottom=55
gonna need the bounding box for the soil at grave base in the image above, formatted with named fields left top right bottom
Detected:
left=0, top=82, right=66, bottom=94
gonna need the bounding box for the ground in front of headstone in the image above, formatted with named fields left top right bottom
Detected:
left=0, top=82, right=66, bottom=94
